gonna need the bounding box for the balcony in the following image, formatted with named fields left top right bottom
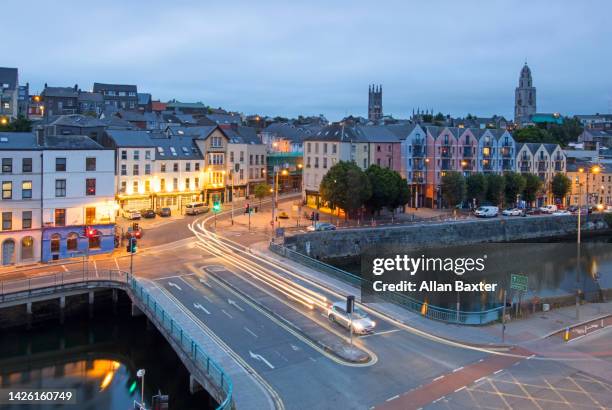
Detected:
left=537, top=161, right=547, bottom=172
left=412, top=146, right=424, bottom=157
left=501, top=147, right=512, bottom=158
left=554, top=161, right=563, bottom=171
left=412, top=177, right=424, bottom=184
left=441, top=159, right=452, bottom=170
left=502, top=160, right=513, bottom=170
left=441, top=148, right=451, bottom=158
left=462, top=147, right=473, bottom=157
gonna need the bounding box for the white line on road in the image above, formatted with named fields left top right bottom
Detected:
left=386, top=395, right=399, bottom=402
left=61, top=265, right=68, bottom=272
left=432, top=396, right=445, bottom=403
left=454, top=386, right=466, bottom=393
left=494, top=369, right=503, bottom=375
left=114, top=257, right=120, bottom=271
left=227, top=298, right=245, bottom=312
left=453, top=366, right=464, bottom=373
left=203, top=295, right=213, bottom=303
left=361, top=329, right=401, bottom=338
left=93, top=261, right=98, bottom=278
left=475, top=377, right=486, bottom=384
left=244, top=327, right=258, bottom=338
left=179, top=276, right=196, bottom=290
left=249, top=351, right=275, bottom=369
left=221, top=309, right=233, bottom=319
left=199, top=278, right=212, bottom=288
left=168, top=282, right=182, bottom=291
left=527, top=354, right=535, bottom=360
left=478, top=359, right=484, bottom=362
left=433, top=375, right=445, bottom=382
left=193, top=303, right=211, bottom=315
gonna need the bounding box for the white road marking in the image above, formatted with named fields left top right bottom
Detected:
left=308, top=357, right=317, bottom=362
left=168, top=282, right=182, bottom=291
left=433, top=375, right=445, bottom=382
left=453, top=366, right=464, bottom=373
left=193, top=303, right=210, bottom=315
left=290, top=344, right=301, bottom=351
left=474, top=377, right=486, bottom=383
left=494, top=369, right=503, bottom=375
left=199, top=278, right=212, bottom=288
left=361, top=329, right=401, bottom=338
left=93, top=261, right=98, bottom=278
left=386, top=395, right=399, bottom=402
left=227, top=298, right=245, bottom=312
left=454, top=386, right=466, bottom=393
left=114, top=258, right=120, bottom=271
left=244, top=327, right=258, bottom=338
left=432, top=396, right=445, bottom=403
left=478, top=359, right=484, bottom=362
left=203, top=295, right=213, bottom=303
left=221, top=309, right=233, bottom=319
left=179, top=276, right=196, bottom=290
left=249, top=351, right=275, bottom=369
left=61, top=265, right=68, bottom=272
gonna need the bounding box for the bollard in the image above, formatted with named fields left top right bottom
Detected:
left=564, top=327, right=570, bottom=342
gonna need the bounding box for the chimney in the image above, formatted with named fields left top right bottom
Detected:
left=74, top=84, right=78, bottom=91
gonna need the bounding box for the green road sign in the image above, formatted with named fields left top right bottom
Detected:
left=510, top=274, right=528, bottom=291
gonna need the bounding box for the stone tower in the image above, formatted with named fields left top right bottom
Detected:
left=368, top=84, right=383, bottom=122
left=514, top=63, right=536, bottom=126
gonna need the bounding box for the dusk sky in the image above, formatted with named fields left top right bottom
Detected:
left=6, top=1, right=612, bottom=120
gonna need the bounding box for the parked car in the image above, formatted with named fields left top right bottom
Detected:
left=525, top=208, right=542, bottom=215
left=125, top=226, right=143, bottom=239
left=539, top=204, right=558, bottom=214
left=278, top=211, right=289, bottom=219
left=141, top=209, right=156, bottom=218
left=156, top=207, right=171, bottom=217
left=552, top=210, right=571, bottom=216
left=568, top=205, right=579, bottom=214
left=474, top=206, right=498, bottom=218
left=306, top=222, right=336, bottom=231
left=123, top=209, right=141, bottom=220
left=502, top=208, right=523, bottom=216
left=185, top=202, right=209, bottom=215
left=604, top=206, right=612, bottom=214
left=327, top=302, right=376, bottom=335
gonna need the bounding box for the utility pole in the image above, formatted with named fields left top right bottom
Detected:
left=576, top=181, right=582, bottom=320
left=501, top=288, right=506, bottom=342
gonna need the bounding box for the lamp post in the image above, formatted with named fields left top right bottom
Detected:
left=576, top=179, right=582, bottom=320
left=579, top=165, right=601, bottom=221
left=136, top=368, right=145, bottom=408
left=297, top=163, right=303, bottom=226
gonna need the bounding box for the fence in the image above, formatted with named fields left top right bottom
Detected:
left=270, top=242, right=502, bottom=325
left=0, top=270, right=233, bottom=410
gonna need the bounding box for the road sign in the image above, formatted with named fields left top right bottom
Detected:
left=510, top=274, right=528, bottom=291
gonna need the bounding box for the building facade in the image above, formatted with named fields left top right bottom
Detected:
left=0, top=67, right=19, bottom=120
left=514, top=63, right=536, bottom=126
left=93, top=83, right=138, bottom=111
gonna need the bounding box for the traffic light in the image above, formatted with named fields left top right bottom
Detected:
left=311, top=212, right=315, bottom=221
left=126, top=237, right=137, bottom=253
left=84, top=226, right=95, bottom=237
left=244, top=203, right=250, bottom=214
left=213, top=201, right=221, bottom=213
left=315, top=213, right=320, bottom=221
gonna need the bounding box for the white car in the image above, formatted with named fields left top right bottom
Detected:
left=539, top=204, right=558, bottom=214
left=123, top=209, right=141, bottom=220
left=474, top=206, right=499, bottom=218
left=502, top=208, right=523, bottom=216
left=552, top=210, right=571, bottom=216
left=327, top=302, right=376, bottom=335
left=604, top=206, right=612, bottom=214
left=306, top=222, right=337, bottom=232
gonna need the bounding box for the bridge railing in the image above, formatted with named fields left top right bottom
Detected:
left=0, top=270, right=233, bottom=410
left=270, top=242, right=502, bottom=325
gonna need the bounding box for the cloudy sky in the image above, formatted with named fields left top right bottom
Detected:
left=5, top=1, right=612, bottom=120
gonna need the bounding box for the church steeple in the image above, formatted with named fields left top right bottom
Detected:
left=515, top=62, right=536, bottom=126
left=368, top=84, right=383, bottom=122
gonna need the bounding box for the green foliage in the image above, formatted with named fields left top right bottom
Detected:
left=484, top=174, right=505, bottom=205
left=512, top=126, right=554, bottom=144
left=421, top=114, right=433, bottom=123
left=522, top=173, right=542, bottom=205
left=503, top=172, right=526, bottom=206
left=0, top=115, right=32, bottom=132
left=513, top=117, right=583, bottom=147
left=466, top=173, right=487, bottom=205
left=551, top=173, right=572, bottom=202
left=320, top=161, right=371, bottom=218
left=440, top=171, right=465, bottom=207
left=254, top=183, right=271, bottom=205
left=390, top=177, right=411, bottom=212
left=364, top=165, right=399, bottom=214
left=434, top=112, right=445, bottom=122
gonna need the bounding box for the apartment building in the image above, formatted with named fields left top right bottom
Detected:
left=93, top=83, right=138, bottom=111
left=223, top=126, right=267, bottom=198
left=0, top=67, right=19, bottom=120
left=516, top=143, right=566, bottom=205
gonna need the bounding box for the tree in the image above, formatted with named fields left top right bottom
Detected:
left=551, top=173, right=572, bottom=204
left=440, top=171, right=465, bottom=208
left=0, top=115, right=32, bottom=132
left=485, top=174, right=505, bottom=206
left=522, top=174, right=542, bottom=206
left=512, top=126, right=553, bottom=144
left=364, top=165, right=398, bottom=214
left=503, top=172, right=526, bottom=207
left=320, top=161, right=371, bottom=219
left=253, top=183, right=271, bottom=207
left=389, top=176, right=411, bottom=213
left=466, top=174, right=487, bottom=206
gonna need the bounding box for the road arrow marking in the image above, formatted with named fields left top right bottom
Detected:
left=227, top=299, right=245, bottom=312
left=193, top=303, right=210, bottom=315
left=168, top=282, right=182, bottom=291
left=290, top=344, right=301, bottom=351
left=249, top=351, right=275, bottom=369
left=199, top=278, right=212, bottom=288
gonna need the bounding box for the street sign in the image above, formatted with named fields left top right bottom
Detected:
left=510, top=274, right=528, bottom=291
left=275, top=227, right=285, bottom=237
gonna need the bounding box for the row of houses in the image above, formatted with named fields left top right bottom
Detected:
left=303, top=123, right=566, bottom=208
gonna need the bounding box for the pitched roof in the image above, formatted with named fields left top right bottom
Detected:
left=42, top=86, right=78, bottom=98
left=353, top=125, right=399, bottom=143
left=0, top=132, right=38, bottom=150
left=78, top=91, right=104, bottom=102
left=137, top=93, right=151, bottom=105
left=206, top=113, right=242, bottom=125
left=105, top=129, right=158, bottom=147
left=93, top=83, right=137, bottom=93
left=0, top=67, right=18, bottom=90
left=43, top=135, right=106, bottom=150
left=224, top=126, right=261, bottom=145
left=49, top=114, right=105, bottom=128
left=385, top=123, right=419, bottom=139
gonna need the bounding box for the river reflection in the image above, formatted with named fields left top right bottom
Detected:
left=0, top=293, right=216, bottom=410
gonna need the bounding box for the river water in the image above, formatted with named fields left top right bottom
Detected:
left=0, top=292, right=216, bottom=410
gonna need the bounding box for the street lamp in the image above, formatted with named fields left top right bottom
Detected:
left=136, top=369, right=146, bottom=407
left=579, top=165, right=601, bottom=218
left=271, top=167, right=288, bottom=238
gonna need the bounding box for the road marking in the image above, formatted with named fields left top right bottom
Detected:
left=93, top=261, right=98, bottom=278
left=61, top=265, right=68, bottom=272
left=193, top=303, right=211, bottom=315
left=453, top=366, right=464, bottom=373
left=478, top=359, right=484, bottom=362
left=227, top=298, right=245, bottom=312
left=168, top=282, right=182, bottom=291
left=527, top=354, right=535, bottom=359
left=221, top=309, right=233, bottom=319
left=249, top=351, right=275, bottom=369
left=114, top=258, right=120, bottom=271
left=432, top=396, right=445, bottom=403
left=475, top=377, right=486, bottom=383
left=199, top=278, right=212, bottom=288
left=244, top=327, right=258, bottom=338
left=308, top=357, right=316, bottom=362
left=494, top=369, right=503, bottom=375
left=179, top=276, right=195, bottom=290
left=290, top=344, right=300, bottom=351
left=361, top=329, right=400, bottom=338
left=203, top=295, right=213, bottom=303
left=433, top=375, right=445, bottom=382
left=386, top=395, right=399, bottom=402
left=454, top=386, right=466, bottom=393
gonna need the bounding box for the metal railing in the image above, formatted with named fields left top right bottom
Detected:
left=270, top=243, right=502, bottom=325
left=0, top=270, right=233, bottom=410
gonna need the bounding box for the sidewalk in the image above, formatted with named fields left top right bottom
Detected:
left=251, top=241, right=612, bottom=347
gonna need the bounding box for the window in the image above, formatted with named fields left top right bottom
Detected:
left=2, top=212, right=11, bottom=230
left=133, top=164, right=139, bottom=175
left=67, top=233, right=78, bottom=251
left=22, top=158, right=32, bottom=173
left=120, top=181, right=126, bottom=193
left=86, top=157, right=96, bottom=171
left=323, top=157, right=327, bottom=169
left=186, top=163, right=191, bottom=172
left=50, top=233, right=60, bottom=253
left=145, top=180, right=151, bottom=192
left=240, top=169, right=244, bottom=179
left=195, top=162, right=200, bottom=171
left=21, top=236, right=34, bottom=259
left=250, top=155, right=253, bottom=165
left=211, top=136, right=223, bottom=148
left=133, top=181, right=138, bottom=193
left=145, top=164, right=151, bottom=175
left=240, top=151, right=244, bottom=162
left=173, top=163, right=178, bottom=172
left=21, top=181, right=32, bottom=199
left=230, top=151, right=234, bottom=162
left=315, top=143, right=319, bottom=154
left=121, top=164, right=127, bottom=175
left=22, top=211, right=32, bottom=229
left=194, top=177, right=199, bottom=188
left=173, top=178, right=178, bottom=191
left=134, top=150, right=140, bottom=160
left=161, top=163, right=166, bottom=172
left=2, top=158, right=12, bottom=173
left=54, top=209, right=66, bottom=227
left=86, top=178, right=96, bottom=195
left=307, top=143, right=311, bottom=154
left=121, top=150, right=127, bottom=160
left=55, top=157, right=66, bottom=171
left=315, top=157, right=319, bottom=168
left=2, top=181, right=11, bottom=199
left=86, top=207, right=96, bottom=224
left=160, top=178, right=166, bottom=191
left=185, top=178, right=190, bottom=189
left=145, top=150, right=151, bottom=160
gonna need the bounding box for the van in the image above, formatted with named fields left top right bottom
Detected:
left=185, top=202, right=209, bottom=215
left=474, top=206, right=498, bottom=218
left=539, top=204, right=558, bottom=214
